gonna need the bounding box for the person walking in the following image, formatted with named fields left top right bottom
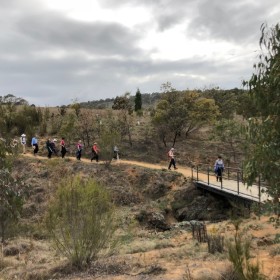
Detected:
left=20, top=134, right=26, bottom=154
left=113, top=145, right=119, bottom=160
left=76, top=140, right=83, bottom=160
left=91, top=142, right=99, bottom=162
left=46, top=139, right=53, bottom=159
left=50, top=139, right=58, bottom=156
left=31, top=135, right=39, bottom=156
left=60, top=137, right=67, bottom=158
left=168, top=147, right=177, bottom=170
left=214, top=155, right=224, bottom=182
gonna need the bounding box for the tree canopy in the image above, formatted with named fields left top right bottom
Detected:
left=244, top=23, right=280, bottom=208
left=152, top=86, right=219, bottom=147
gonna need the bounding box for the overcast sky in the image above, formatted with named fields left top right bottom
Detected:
left=0, top=0, right=279, bottom=106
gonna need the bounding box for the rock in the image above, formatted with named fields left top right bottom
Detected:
left=136, top=210, right=171, bottom=231
left=256, top=237, right=274, bottom=246
left=3, top=246, right=20, bottom=256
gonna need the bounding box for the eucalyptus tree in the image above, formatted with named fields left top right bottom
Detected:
left=112, top=92, right=134, bottom=146
left=243, top=23, right=280, bottom=213
left=152, top=86, right=219, bottom=147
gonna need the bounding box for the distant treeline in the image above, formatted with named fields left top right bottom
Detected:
left=79, top=92, right=162, bottom=109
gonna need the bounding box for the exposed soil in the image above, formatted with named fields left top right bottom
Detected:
left=0, top=154, right=279, bottom=280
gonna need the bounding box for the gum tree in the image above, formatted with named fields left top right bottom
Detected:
left=243, top=23, right=280, bottom=215
left=152, top=86, right=219, bottom=147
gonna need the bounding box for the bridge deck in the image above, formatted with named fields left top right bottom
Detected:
left=193, top=172, right=270, bottom=203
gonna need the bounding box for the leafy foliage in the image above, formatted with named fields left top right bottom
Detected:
left=0, top=168, right=29, bottom=243
left=210, top=119, right=246, bottom=162
left=46, top=176, right=116, bottom=268
left=152, top=87, right=219, bottom=147
left=243, top=23, right=280, bottom=212
left=203, top=87, right=246, bottom=119
left=112, top=93, right=133, bottom=114
left=227, top=220, right=267, bottom=280
left=134, top=88, right=142, bottom=112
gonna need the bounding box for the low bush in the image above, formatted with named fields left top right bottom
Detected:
left=45, top=175, right=116, bottom=269
left=227, top=220, right=267, bottom=280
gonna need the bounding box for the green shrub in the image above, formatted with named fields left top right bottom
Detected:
left=0, top=168, right=29, bottom=242
left=46, top=176, right=116, bottom=268
left=227, top=220, right=267, bottom=280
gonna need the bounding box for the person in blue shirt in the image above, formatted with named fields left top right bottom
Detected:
left=214, top=155, right=224, bottom=182
left=31, top=135, right=39, bottom=156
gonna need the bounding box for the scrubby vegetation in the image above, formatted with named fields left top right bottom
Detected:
left=0, top=23, right=280, bottom=279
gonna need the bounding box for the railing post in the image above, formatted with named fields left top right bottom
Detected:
left=196, top=166, right=199, bottom=181
left=207, top=166, right=210, bottom=185
left=191, top=167, right=194, bottom=181
left=237, top=171, right=240, bottom=195
left=227, top=166, right=230, bottom=180
left=258, top=175, right=261, bottom=203
left=258, top=175, right=261, bottom=220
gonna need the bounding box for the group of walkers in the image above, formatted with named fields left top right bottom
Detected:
left=45, top=138, right=67, bottom=159
left=20, top=133, right=39, bottom=156
left=20, top=134, right=66, bottom=159
left=18, top=133, right=119, bottom=163
left=19, top=133, right=224, bottom=178
left=167, top=147, right=225, bottom=181
left=75, top=140, right=101, bottom=162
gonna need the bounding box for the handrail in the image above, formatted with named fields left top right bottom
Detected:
left=192, top=163, right=243, bottom=182
left=191, top=164, right=264, bottom=203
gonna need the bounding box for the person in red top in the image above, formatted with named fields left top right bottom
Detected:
left=60, top=137, right=67, bottom=158
left=91, top=142, right=99, bottom=162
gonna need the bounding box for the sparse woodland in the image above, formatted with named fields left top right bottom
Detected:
left=0, top=23, right=279, bottom=279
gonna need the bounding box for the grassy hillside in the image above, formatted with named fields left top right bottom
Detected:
left=0, top=156, right=279, bottom=279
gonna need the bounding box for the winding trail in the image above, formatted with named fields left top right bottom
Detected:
left=22, top=152, right=194, bottom=177
left=21, top=152, right=269, bottom=202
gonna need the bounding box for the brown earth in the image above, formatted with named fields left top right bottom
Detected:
left=0, top=153, right=279, bottom=280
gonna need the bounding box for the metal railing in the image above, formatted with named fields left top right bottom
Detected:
left=191, top=164, right=263, bottom=203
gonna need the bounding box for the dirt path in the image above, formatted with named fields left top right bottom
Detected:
left=21, top=153, right=269, bottom=202
left=22, top=152, right=194, bottom=177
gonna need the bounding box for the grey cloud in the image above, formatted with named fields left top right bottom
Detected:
left=0, top=0, right=278, bottom=106
left=16, top=15, right=142, bottom=56
left=187, top=0, right=280, bottom=43
left=0, top=49, right=250, bottom=106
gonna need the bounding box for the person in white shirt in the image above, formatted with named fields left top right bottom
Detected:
left=168, top=147, right=178, bottom=170
left=20, top=134, right=26, bottom=154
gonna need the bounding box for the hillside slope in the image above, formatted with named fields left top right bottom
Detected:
left=0, top=156, right=279, bottom=280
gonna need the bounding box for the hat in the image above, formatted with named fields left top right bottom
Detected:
left=171, top=148, right=175, bottom=150
left=94, top=142, right=97, bottom=144
left=21, top=134, right=26, bottom=137
left=53, top=139, right=57, bottom=142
